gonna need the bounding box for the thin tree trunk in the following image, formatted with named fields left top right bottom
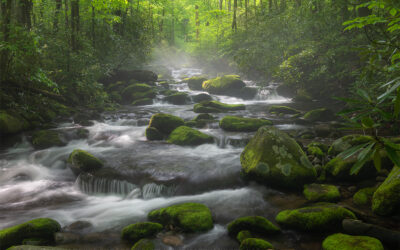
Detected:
left=91, top=5, right=95, bottom=47
left=54, top=0, right=62, bottom=32
left=71, top=0, right=80, bottom=51
left=0, top=0, right=12, bottom=82
left=195, top=5, right=200, bottom=40
left=232, top=0, right=237, bottom=31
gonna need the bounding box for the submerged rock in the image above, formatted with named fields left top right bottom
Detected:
left=68, top=149, right=103, bottom=175
left=240, top=126, right=316, bottom=189
left=275, top=203, right=356, bottom=231
left=372, top=166, right=400, bottom=216
left=148, top=203, right=213, bottom=232
left=185, top=76, right=208, bottom=91
left=219, top=116, right=272, bottom=132
left=121, top=222, right=162, bottom=244
left=168, top=126, right=214, bottom=146
left=353, top=187, right=376, bottom=206
left=227, top=216, right=280, bottom=238
left=239, top=238, right=273, bottom=250
left=322, top=233, right=383, bottom=250
left=0, top=218, right=61, bottom=249
left=132, top=238, right=155, bottom=250
left=302, top=108, right=335, bottom=122
left=193, top=100, right=245, bottom=113
left=31, top=130, right=66, bottom=149
left=0, top=111, right=30, bottom=135
left=303, top=183, right=340, bottom=202
left=147, top=113, right=185, bottom=136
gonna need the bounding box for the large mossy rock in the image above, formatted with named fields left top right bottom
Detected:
left=302, top=108, right=335, bottom=122
left=328, top=135, right=373, bottom=156
left=275, top=203, right=356, bottom=231
left=31, top=130, right=66, bottom=149
left=147, top=113, right=185, bottom=136
left=372, top=166, right=400, bottom=216
left=192, top=93, right=213, bottom=103
left=168, top=126, right=213, bottom=146
left=322, top=233, right=384, bottom=250
left=219, top=116, right=272, bottom=132
left=185, top=76, right=208, bottom=91
left=307, top=142, right=328, bottom=159
left=353, top=187, right=376, bottom=206
left=68, top=149, right=103, bottom=175
left=202, top=75, right=245, bottom=95
left=131, top=239, right=154, bottom=250
left=148, top=203, right=213, bottom=233
left=240, top=126, right=316, bottom=189
left=227, top=216, right=280, bottom=237
left=193, top=101, right=245, bottom=113
left=0, top=111, right=30, bottom=135
left=303, top=183, right=340, bottom=202
left=163, top=92, right=189, bottom=105
left=239, top=238, right=273, bottom=250
left=121, top=84, right=156, bottom=104
left=0, top=218, right=61, bottom=249
left=145, top=127, right=164, bottom=141
left=269, top=105, right=301, bottom=115
left=121, top=222, right=162, bottom=244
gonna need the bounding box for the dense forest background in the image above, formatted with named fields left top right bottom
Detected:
left=0, top=0, right=399, bottom=132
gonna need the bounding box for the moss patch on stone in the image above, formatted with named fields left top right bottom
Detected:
left=186, top=76, right=208, bottom=91
left=227, top=216, right=280, bottom=237
left=148, top=203, right=213, bottom=233
left=121, top=222, right=162, bottom=244
left=163, top=92, right=189, bottom=105
left=193, top=101, right=245, bottom=113
left=202, top=75, right=245, bottom=95
left=0, top=111, right=30, bottom=135
left=372, top=166, right=400, bottom=215
left=131, top=239, right=155, bottom=250
left=353, top=187, right=376, bottom=206
left=239, top=238, right=273, bottom=250
left=145, top=127, right=164, bottom=141
left=303, top=183, right=340, bottom=202
left=219, top=116, right=272, bottom=132
left=236, top=230, right=252, bottom=243
left=147, top=113, right=184, bottom=135
left=68, top=149, right=103, bottom=175
left=322, top=233, right=384, bottom=250
left=31, top=130, right=66, bottom=149
left=167, top=126, right=214, bottom=146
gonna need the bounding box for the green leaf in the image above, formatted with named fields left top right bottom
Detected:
left=390, top=8, right=397, bottom=17
left=383, top=138, right=400, bottom=151
left=372, top=147, right=381, bottom=172
left=357, top=142, right=375, bottom=161
left=356, top=89, right=371, bottom=102
left=338, top=142, right=371, bottom=160
left=394, top=89, right=400, bottom=118
left=350, top=145, right=375, bottom=175
left=378, top=81, right=400, bottom=103
left=361, top=116, right=375, bottom=128
left=384, top=145, right=400, bottom=167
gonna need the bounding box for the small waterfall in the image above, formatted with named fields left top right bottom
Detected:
left=75, top=174, right=137, bottom=196
left=142, top=183, right=176, bottom=199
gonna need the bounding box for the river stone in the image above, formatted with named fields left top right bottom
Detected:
left=132, top=239, right=155, bottom=250
left=145, top=127, right=164, bottom=141
left=168, top=126, right=214, bottom=146
left=269, top=105, right=301, bottom=115
left=240, top=126, right=316, bottom=189
left=148, top=203, right=213, bottom=232
left=372, top=166, right=400, bottom=216
left=193, top=100, right=245, bottom=113
left=0, top=218, right=61, bottom=249
left=275, top=203, right=356, bottom=231
left=185, top=76, right=208, bottom=90
left=307, top=142, right=328, bottom=159
left=239, top=238, right=273, bottom=250
left=302, top=108, right=335, bottom=122
left=31, top=130, right=66, bottom=149
left=192, top=93, right=213, bottom=103
left=353, top=187, right=376, bottom=206
left=236, top=230, right=252, bottom=243
left=202, top=75, right=245, bottom=95
left=132, top=98, right=153, bottom=106
left=147, top=113, right=185, bottom=136
left=303, top=183, right=340, bottom=202
left=0, top=111, right=30, bottom=135
left=219, top=116, right=272, bottom=132
left=121, top=83, right=156, bottom=103
left=194, top=113, right=214, bottom=121
left=121, top=222, right=162, bottom=244
left=227, top=216, right=280, bottom=237
left=68, top=149, right=103, bottom=175
left=322, top=233, right=384, bottom=250
left=163, top=92, right=189, bottom=105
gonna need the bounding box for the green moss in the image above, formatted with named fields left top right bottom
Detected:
left=68, top=149, right=103, bottom=174
left=303, top=183, right=340, bottom=202
left=239, top=238, right=273, bottom=250
left=193, top=101, right=245, bottom=113
left=353, top=187, right=376, bottom=206
left=269, top=106, right=301, bottom=115
left=31, top=130, right=66, bottom=149
left=148, top=203, right=213, bottom=233
left=202, top=75, right=245, bottom=95
left=236, top=230, right=252, bottom=243
left=145, top=127, right=164, bottom=141
left=302, top=108, right=334, bottom=122
left=167, top=126, right=214, bottom=146
left=194, top=113, right=214, bottom=121
left=227, top=216, right=280, bottom=238
left=307, top=142, right=328, bottom=159
left=186, top=76, right=208, bottom=91
left=132, top=98, right=153, bottom=106
left=372, top=166, right=400, bottom=215
left=328, top=135, right=373, bottom=156
left=240, top=126, right=316, bottom=189
left=121, top=83, right=156, bottom=103
left=131, top=239, right=154, bottom=250
left=148, top=113, right=184, bottom=135
left=322, top=233, right=384, bottom=250
left=275, top=203, right=356, bottom=231
left=121, top=222, right=162, bottom=244
left=219, top=116, right=272, bottom=132
left=323, top=156, right=377, bottom=181
left=192, top=93, right=213, bottom=103
left=0, top=218, right=61, bottom=249
left=21, top=237, right=50, bottom=246
left=163, top=92, right=188, bottom=105
left=0, top=111, right=30, bottom=135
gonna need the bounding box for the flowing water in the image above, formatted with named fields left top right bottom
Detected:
left=0, top=68, right=319, bottom=249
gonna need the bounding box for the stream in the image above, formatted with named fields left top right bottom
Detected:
left=0, top=68, right=323, bottom=249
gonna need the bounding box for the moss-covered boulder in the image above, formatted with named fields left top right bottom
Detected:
left=68, top=149, right=103, bottom=175
left=239, top=238, right=273, bottom=250
left=145, top=127, right=164, bottom=141
left=131, top=239, right=154, bottom=250
left=220, top=116, right=272, bottom=132
left=31, top=130, right=66, bottom=149
left=147, top=113, right=185, bottom=136
left=168, top=126, right=214, bottom=146
left=194, top=113, right=214, bottom=121
left=186, top=76, right=208, bottom=91
left=227, top=216, right=280, bottom=238
left=194, top=101, right=245, bottom=113
left=121, top=222, right=162, bottom=244
left=307, top=142, right=328, bottom=159
left=269, top=105, right=301, bottom=115
left=275, top=203, right=356, bottom=231
left=372, top=166, right=400, bottom=216
left=353, top=187, right=376, bottom=206
left=322, top=233, right=384, bottom=250
left=192, top=93, right=213, bottom=103
left=202, top=75, right=245, bottom=95
left=328, top=135, right=372, bottom=156
left=132, top=98, right=153, bottom=106
left=163, top=92, right=189, bottom=105
left=121, top=84, right=156, bottom=104
left=148, top=203, right=213, bottom=232
left=302, top=108, right=335, bottom=122
left=236, top=230, right=252, bottom=243
left=0, top=218, right=61, bottom=249
left=303, top=184, right=340, bottom=202
left=240, top=126, right=316, bottom=189
left=0, top=111, right=30, bottom=135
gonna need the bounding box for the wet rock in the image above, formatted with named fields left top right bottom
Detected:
left=342, top=219, right=400, bottom=248
left=148, top=203, right=213, bottom=232
left=194, top=113, right=214, bottom=121
left=236, top=230, right=252, bottom=243
left=185, top=76, right=208, bottom=91
left=322, top=233, right=384, bottom=250
left=202, top=75, right=245, bottom=96
left=161, top=234, right=183, bottom=247
left=239, top=238, right=273, bottom=250
left=137, top=119, right=150, bottom=127
left=121, top=222, right=163, bottom=243
left=73, top=111, right=101, bottom=126
left=147, top=113, right=184, bottom=136
left=219, top=116, right=272, bottom=132
left=240, top=126, right=317, bottom=189
left=0, top=111, right=30, bottom=135
left=64, top=221, right=92, bottom=232
left=163, top=92, right=189, bottom=105
left=307, top=142, right=328, bottom=159
left=121, top=84, right=156, bottom=104
left=167, top=126, right=214, bottom=146
left=192, top=93, right=213, bottom=103
left=31, top=130, right=66, bottom=149
left=303, top=183, right=340, bottom=202
left=68, top=149, right=103, bottom=175
left=21, top=238, right=51, bottom=246
left=314, top=123, right=337, bottom=138
left=193, top=100, right=245, bottom=113
left=0, top=218, right=61, bottom=249
left=372, top=166, right=400, bottom=216
left=227, top=216, right=280, bottom=238
left=132, top=238, right=155, bottom=250
left=145, top=127, right=164, bottom=141
left=54, top=232, right=81, bottom=244
left=275, top=203, right=356, bottom=231
left=276, top=84, right=295, bottom=97
left=269, top=105, right=301, bottom=115
left=132, top=98, right=153, bottom=106
left=239, top=87, right=258, bottom=100
left=302, top=108, right=335, bottom=122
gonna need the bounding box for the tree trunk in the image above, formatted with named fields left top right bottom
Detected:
left=19, top=0, right=32, bottom=29
left=195, top=5, right=200, bottom=40
left=70, top=0, right=80, bottom=51
left=0, top=0, right=12, bottom=82
left=228, top=0, right=231, bottom=11
left=232, top=0, right=237, bottom=31
left=269, top=0, right=272, bottom=12
left=54, top=0, right=62, bottom=32
left=91, top=5, right=95, bottom=47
